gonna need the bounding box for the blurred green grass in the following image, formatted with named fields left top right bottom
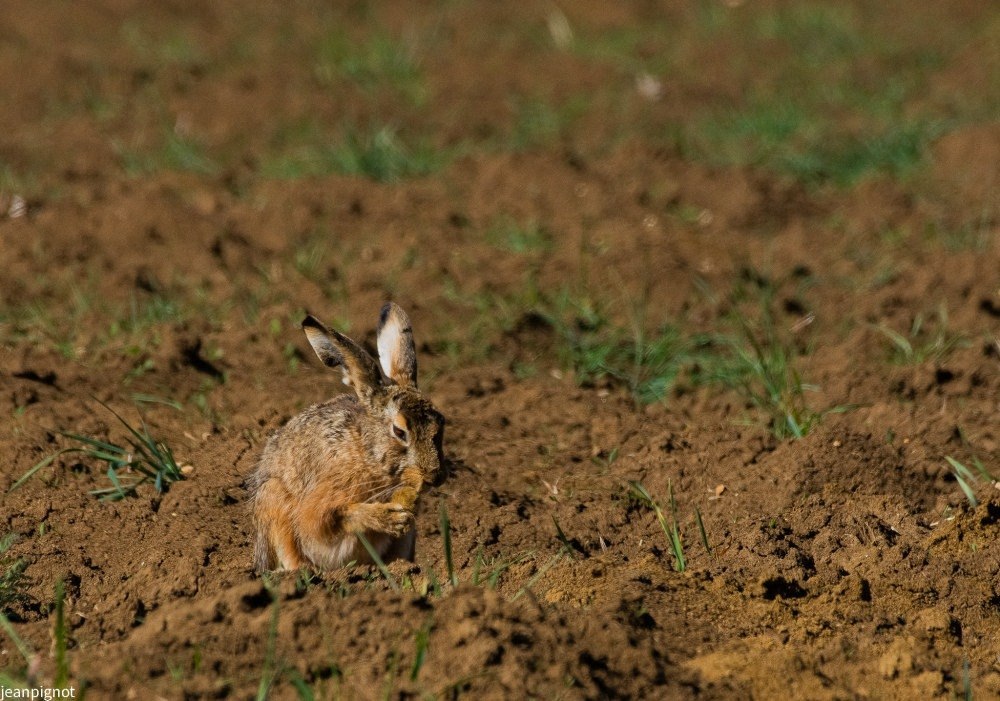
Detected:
left=575, top=2, right=995, bottom=186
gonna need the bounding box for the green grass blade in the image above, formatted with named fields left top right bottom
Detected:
left=695, top=507, right=712, bottom=555
left=669, top=523, right=686, bottom=572
left=286, top=668, right=315, bottom=701
left=90, top=478, right=144, bottom=497
left=410, top=622, right=431, bottom=682
left=471, top=548, right=483, bottom=587
left=0, top=610, right=33, bottom=664
left=511, top=552, right=563, bottom=602
left=488, top=551, right=533, bottom=589
left=427, top=566, right=441, bottom=598
left=94, top=398, right=148, bottom=445
left=60, top=432, right=128, bottom=456
left=53, top=580, right=69, bottom=688
left=872, top=322, right=913, bottom=358
left=356, top=533, right=400, bottom=592
left=439, top=503, right=457, bottom=587
left=551, top=515, right=576, bottom=558
left=256, top=589, right=280, bottom=701
left=0, top=672, right=29, bottom=689
left=130, top=393, right=184, bottom=410
left=9, top=448, right=84, bottom=493
left=632, top=481, right=687, bottom=571
left=666, top=482, right=686, bottom=571
left=288, top=674, right=315, bottom=701
left=785, top=413, right=804, bottom=439
left=946, top=456, right=979, bottom=508
left=95, top=466, right=133, bottom=501
left=971, top=456, right=995, bottom=482
left=629, top=481, right=653, bottom=503
left=81, top=448, right=134, bottom=465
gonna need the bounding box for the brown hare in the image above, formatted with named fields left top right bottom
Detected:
left=249, top=303, right=444, bottom=571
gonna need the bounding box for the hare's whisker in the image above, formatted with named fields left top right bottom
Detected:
left=356, top=482, right=396, bottom=502
left=365, top=485, right=398, bottom=503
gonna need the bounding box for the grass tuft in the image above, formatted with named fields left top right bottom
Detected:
left=542, top=292, right=691, bottom=404
left=536, top=277, right=843, bottom=438
left=485, top=216, right=551, bottom=254
left=262, top=126, right=445, bottom=183
left=704, top=319, right=821, bottom=439
left=699, top=280, right=850, bottom=439
left=871, top=305, right=967, bottom=365
left=115, top=130, right=217, bottom=176
left=663, top=4, right=961, bottom=186
left=74, top=402, right=184, bottom=500
left=314, top=31, right=426, bottom=105
left=331, top=127, right=442, bottom=183
left=630, top=482, right=685, bottom=571
left=11, top=400, right=184, bottom=500
left=506, top=97, right=587, bottom=152
left=945, top=456, right=995, bottom=509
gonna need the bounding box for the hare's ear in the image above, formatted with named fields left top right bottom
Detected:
left=302, top=315, right=383, bottom=399
left=377, top=303, right=418, bottom=388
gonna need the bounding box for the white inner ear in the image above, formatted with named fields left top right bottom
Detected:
left=377, top=313, right=404, bottom=380
left=303, top=326, right=338, bottom=364
left=304, top=324, right=351, bottom=385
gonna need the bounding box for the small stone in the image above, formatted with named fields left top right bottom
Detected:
left=8, top=195, right=26, bottom=218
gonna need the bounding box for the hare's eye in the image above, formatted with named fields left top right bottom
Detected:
left=392, top=424, right=409, bottom=445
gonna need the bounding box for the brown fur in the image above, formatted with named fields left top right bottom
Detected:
left=249, top=306, right=444, bottom=572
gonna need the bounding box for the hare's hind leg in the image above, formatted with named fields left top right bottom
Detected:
left=296, top=487, right=368, bottom=569
left=296, top=485, right=413, bottom=568
left=254, top=480, right=304, bottom=571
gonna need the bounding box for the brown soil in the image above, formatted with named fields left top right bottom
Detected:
left=2, top=1, right=999, bottom=699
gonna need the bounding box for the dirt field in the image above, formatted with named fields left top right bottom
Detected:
left=2, top=1, right=999, bottom=698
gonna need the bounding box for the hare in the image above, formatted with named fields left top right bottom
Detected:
left=250, top=303, right=444, bottom=572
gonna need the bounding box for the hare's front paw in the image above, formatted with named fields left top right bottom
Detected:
left=344, top=502, right=414, bottom=537
left=391, top=484, right=420, bottom=511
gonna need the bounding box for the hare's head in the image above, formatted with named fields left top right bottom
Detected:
left=302, top=303, right=444, bottom=482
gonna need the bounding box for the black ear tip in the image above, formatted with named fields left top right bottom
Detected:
left=379, top=303, right=392, bottom=326
left=301, top=314, right=321, bottom=330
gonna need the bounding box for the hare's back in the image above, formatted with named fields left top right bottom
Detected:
left=256, top=395, right=363, bottom=488
left=289, top=395, right=362, bottom=439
